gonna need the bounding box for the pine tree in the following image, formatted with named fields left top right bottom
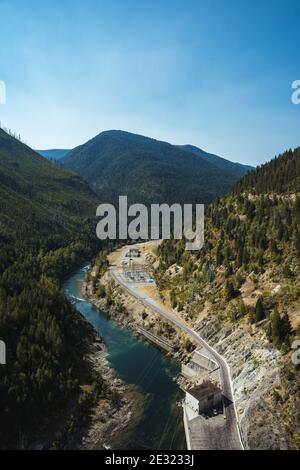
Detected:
left=281, top=313, right=292, bottom=344
left=283, top=264, right=293, bottom=278
left=270, top=239, right=278, bottom=254
left=254, top=297, right=265, bottom=322
left=271, top=310, right=291, bottom=349
left=294, top=232, right=300, bottom=257
left=271, top=309, right=281, bottom=347
left=237, top=245, right=244, bottom=267
left=225, top=280, right=235, bottom=301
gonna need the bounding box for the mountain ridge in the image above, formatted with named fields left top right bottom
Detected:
left=179, top=144, right=253, bottom=178
left=0, top=128, right=99, bottom=240
left=36, top=149, right=70, bottom=160
left=62, top=129, right=252, bottom=205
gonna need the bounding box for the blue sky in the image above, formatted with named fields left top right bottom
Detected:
left=0, top=0, right=299, bottom=166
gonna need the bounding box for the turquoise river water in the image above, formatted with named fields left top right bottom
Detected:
left=63, top=267, right=186, bottom=450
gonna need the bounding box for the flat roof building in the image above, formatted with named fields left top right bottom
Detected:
left=185, top=380, right=222, bottom=414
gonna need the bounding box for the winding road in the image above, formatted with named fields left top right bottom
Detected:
left=109, top=243, right=244, bottom=450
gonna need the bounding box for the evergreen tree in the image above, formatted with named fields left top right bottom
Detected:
left=294, top=232, right=300, bottom=257
left=254, top=297, right=265, bottom=322
left=237, top=244, right=244, bottom=267
left=216, top=244, right=224, bottom=266
left=281, top=313, right=292, bottom=344
left=283, top=264, right=293, bottom=278
left=270, top=239, right=278, bottom=254
left=271, top=309, right=281, bottom=347
left=225, top=280, right=235, bottom=301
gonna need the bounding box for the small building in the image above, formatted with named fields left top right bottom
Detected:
left=126, top=248, right=141, bottom=258
left=185, top=380, right=222, bottom=414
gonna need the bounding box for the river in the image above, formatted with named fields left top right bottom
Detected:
left=63, top=267, right=186, bottom=450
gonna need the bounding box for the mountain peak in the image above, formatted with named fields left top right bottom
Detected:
left=61, top=130, right=252, bottom=206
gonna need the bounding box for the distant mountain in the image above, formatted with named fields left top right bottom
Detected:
left=37, top=148, right=70, bottom=160
left=0, top=129, right=98, bottom=241
left=62, top=130, right=251, bottom=206
left=179, top=144, right=253, bottom=179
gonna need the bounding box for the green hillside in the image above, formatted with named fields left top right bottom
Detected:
left=0, top=129, right=105, bottom=449
left=233, top=147, right=300, bottom=195
left=0, top=128, right=99, bottom=241
left=62, top=130, right=250, bottom=205
left=156, top=147, right=300, bottom=449
left=179, top=144, right=253, bottom=178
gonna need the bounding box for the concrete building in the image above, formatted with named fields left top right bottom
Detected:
left=185, top=380, right=222, bottom=414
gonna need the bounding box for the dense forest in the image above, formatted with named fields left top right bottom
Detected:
left=156, top=148, right=300, bottom=448
left=233, top=147, right=300, bottom=195
left=2, top=125, right=299, bottom=448
left=62, top=130, right=252, bottom=206
left=0, top=128, right=107, bottom=448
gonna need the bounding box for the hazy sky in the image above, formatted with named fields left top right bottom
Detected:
left=0, top=0, right=299, bottom=165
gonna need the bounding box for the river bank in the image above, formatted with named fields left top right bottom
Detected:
left=64, top=267, right=186, bottom=450
left=86, top=242, right=295, bottom=450
left=82, top=270, right=192, bottom=366
left=83, top=251, right=243, bottom=450
left=76, top=328, right=142, bottom=450
left=46, top=311, right=142, bottom=450
left=35, top=268, right=143, bottom=450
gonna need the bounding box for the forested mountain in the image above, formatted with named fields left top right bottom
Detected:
left=155, top=147, right=300, bottom=449
left=62, top=130, right=251, bottom=205
left=0, top=128, right=104, bottom=449
left=0, top=128, right=98, bottom=241
left=179, top=144, right=253, bottom=178
left=233, top=147, right=300, bottom=195
left=37, top=149, right=70, bottom=160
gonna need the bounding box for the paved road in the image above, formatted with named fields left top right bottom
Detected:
left=110, top=245, right=243, bottom=450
